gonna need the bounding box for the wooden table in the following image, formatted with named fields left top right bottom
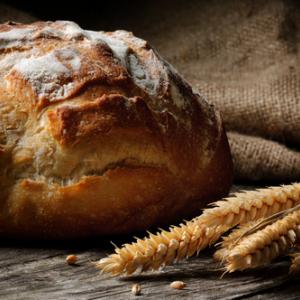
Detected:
left=1, top=186, right=299, bottom=299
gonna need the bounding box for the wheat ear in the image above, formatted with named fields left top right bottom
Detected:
left=215, top=204, right=300, bottom=262
left=225, top=209, right=300, bottom=272
left=98, top=223, right=230, bottom=275
left=202, top=184, right=300, bottom=227
left=98, top=183, right=300, bottom=275
left=289, top=252, right=300, bottom=274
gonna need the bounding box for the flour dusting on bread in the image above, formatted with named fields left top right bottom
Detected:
left=12, top=50, right=75, bottom=101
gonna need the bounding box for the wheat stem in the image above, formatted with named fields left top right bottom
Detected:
left=97, top=183, right=300, bottom=275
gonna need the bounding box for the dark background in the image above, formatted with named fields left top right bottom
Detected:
left=2, top=0, right=182, bottom=34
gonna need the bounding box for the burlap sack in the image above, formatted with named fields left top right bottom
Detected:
left=119, top=0, right=300, bottom=182
left=1, top=0, right=300, bottom=182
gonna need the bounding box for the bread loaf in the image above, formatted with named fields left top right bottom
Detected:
left=0, top=21, right=233, bottom=238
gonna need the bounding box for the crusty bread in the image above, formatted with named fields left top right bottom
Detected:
left=0, top=21, right=233, bottom=239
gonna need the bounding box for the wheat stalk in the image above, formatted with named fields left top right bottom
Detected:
left=97, top=183, right=300, bottom=275
left=225, top=208, right=300, bottom=272
left=289, top=252, right=300, bottom=274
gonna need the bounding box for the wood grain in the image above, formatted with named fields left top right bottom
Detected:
left=0, top=185, right=299, bottom=299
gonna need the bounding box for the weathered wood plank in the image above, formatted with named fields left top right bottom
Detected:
left=0, top=244, right=298, bottom=300
left=0, top=185, right=299, bottom=299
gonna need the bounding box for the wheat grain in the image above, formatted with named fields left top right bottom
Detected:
left=66, top=254, right=77, bottom=265
left=225, top=209, right=300, bottom=272
left=97, top=183, right=300, bottom=275
left=170, top=281, right=186, bottom=290
left=131, top=283, right=142, bottom=296
left=289, top=252, right=300, bottom=274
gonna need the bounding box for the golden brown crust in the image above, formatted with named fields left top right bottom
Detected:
left=0, top=21, right=233, bottom=238
left=47, top=94, right=161, bottom=146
